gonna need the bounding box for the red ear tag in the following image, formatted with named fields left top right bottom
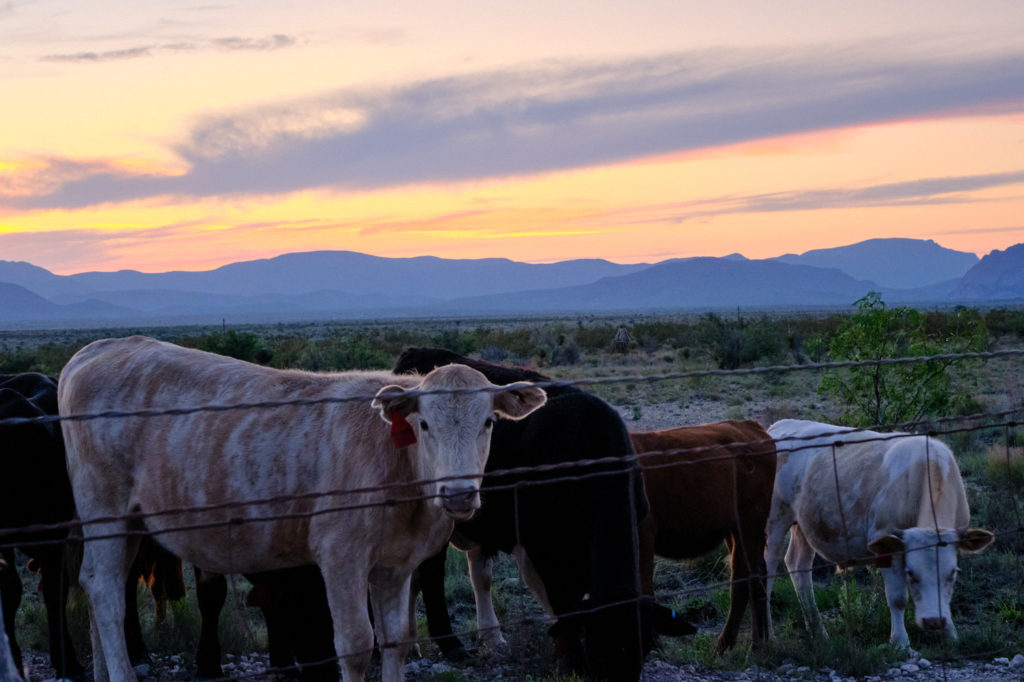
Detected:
left=875, top=554, right=893, bottom=569
left=390, top=409, right=417, bottom=448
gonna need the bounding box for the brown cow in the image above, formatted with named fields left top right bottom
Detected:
left=631, top=420, right=776, bottom=652
left=59, top=336, right=546, bottom=682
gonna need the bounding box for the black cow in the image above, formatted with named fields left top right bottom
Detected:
left=393, top=348, right=654, bottom=680
left=0, top=373, right=180, bottom=679
left=0, top=373, right=80, bottom=678
left=193, top=566, right=337, bottom=681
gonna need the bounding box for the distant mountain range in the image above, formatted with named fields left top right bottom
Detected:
left=0, top=239, right=1019, bottom=328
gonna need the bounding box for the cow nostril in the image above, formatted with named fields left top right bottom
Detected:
left=922, top=617, right=947, bottom=630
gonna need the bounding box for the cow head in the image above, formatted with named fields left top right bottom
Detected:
left=372, top=364, right=546, bottom=520
left=868, top=527, right=994, bottom=639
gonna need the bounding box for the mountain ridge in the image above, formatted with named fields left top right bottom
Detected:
left=0, top=239, right=1018, bottom=328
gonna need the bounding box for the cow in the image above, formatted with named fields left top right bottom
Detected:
left=424, top=420, right=776, bottom=656
left=393, top=347, right=655, bottom=681
left=58, top=336, right=546, bottom=682
left=0, top=373, right=77, bottom=678
left=631, top=420, right=776, bottom=653
left=0, top=372, right=190, bottom=679
left=764, top=419, right=995, bottom=649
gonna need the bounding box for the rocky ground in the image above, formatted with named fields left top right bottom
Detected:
left=21, top=646, right=1024, bottom=681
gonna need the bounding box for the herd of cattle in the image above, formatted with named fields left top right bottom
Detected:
left=0, top=336, right=996, bottom=682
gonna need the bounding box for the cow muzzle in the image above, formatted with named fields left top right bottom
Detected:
left=439, top=484, right=480, bottom=520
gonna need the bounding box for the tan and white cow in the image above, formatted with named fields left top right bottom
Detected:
left=764, top=419, right=994, bottom=649
left=58, top=336, right=546, bottom=682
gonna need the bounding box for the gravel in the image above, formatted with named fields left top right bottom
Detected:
left=22, top=647, right=1024, bottom=681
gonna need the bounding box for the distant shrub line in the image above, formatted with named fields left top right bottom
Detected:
left=1, top=301, right=1020, bottom=380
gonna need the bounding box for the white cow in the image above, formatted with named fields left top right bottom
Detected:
left=58, top=336, right=546, bottom=682
left=765, top=419, right=993, bottom=649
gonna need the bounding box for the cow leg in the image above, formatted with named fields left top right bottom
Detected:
left=763, top=504, right=794, bottom=640
left=36, top=550, right=86, bottom=678
left=124, top=572, right=150, bottom=666
left=880, top=562, right=912, bottom=650
left=468, top=547, right=507, bottom=649
left=512, top=545, right=554, bottom=618
left=417, top=545, right=468, bottom=661
left=79, top=528, right=142, bottom=682
left=0, top=549, right=23, bottom=676
left=368, top=571, right=413, bottom=682
left=193, top=568, right=227, bottom=678
left=320, top=563, right=373, bottom=682
left=405, top=568, right=422, bottom=660
left=715, top=536, right=750, bottom=654
left=785, top=525, right=827, bottom=639
left=741, top=522, right=770, bottom=650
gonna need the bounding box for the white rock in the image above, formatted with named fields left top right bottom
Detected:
left=995, top=657, right=1010, bottom=665
left=1011, top=654, right=1024, bottom=669
left=917, top=659, right=931, bottom=669
left=901, top=663, right=920, bottom=673
left=886, top=668, right=903, bottom=677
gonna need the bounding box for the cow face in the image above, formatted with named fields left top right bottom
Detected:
left=373, top=364, right=546, bottom=520
left=868, top=527, right=994, bottom=639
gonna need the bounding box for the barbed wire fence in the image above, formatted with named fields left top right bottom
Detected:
left=0, top=348, right=1022, bottom=680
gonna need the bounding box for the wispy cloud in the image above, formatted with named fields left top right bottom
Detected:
left=41, top=46, right=154, bottom=62
left=935, top=225, right=1024, bottom=236
left=562, top=170, right=1024, bottom=227
left=14, top=41, right=1024, bottom=209
left=212, top=34, right=295, bottom=51
left=39, top=33, right=297, bottom=62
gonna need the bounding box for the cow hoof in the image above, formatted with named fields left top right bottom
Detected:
left=479, top=633, right=508, bottom=651
left=712, top=638, right=734, bottom=656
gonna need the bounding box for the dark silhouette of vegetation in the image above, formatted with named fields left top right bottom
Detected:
left=1, top=305, right=1021, bottom=379
left=185, top=330, right=273, bottom=364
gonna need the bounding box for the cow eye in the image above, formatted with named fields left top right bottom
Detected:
left=484, top=416, right=494, bottom=429
left=419, top=420, right=429, bottom=431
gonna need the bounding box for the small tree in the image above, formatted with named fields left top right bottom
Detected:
left=819, top=292, right=986, bottom=427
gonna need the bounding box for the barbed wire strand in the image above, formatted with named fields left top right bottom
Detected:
left=2, top=348, right=1021, bottom=431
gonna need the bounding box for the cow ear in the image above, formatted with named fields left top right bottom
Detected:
left=492, top=382, right=547, bottom=420
left=372, top=385, right=419, bottom=423
left=868, top=533, right=905, bottom=557
left=957, top=528, right=995, bottom=554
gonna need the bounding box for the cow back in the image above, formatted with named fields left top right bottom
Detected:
left=60, top=336, right=431, bottom=575
left=631, top=420, right=776, bottom=560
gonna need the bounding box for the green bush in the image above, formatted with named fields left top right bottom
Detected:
left=819, top=293, right=987, bottom=427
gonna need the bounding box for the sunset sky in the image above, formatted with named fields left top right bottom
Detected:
left=2, top=1, right=1024, bottom=275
